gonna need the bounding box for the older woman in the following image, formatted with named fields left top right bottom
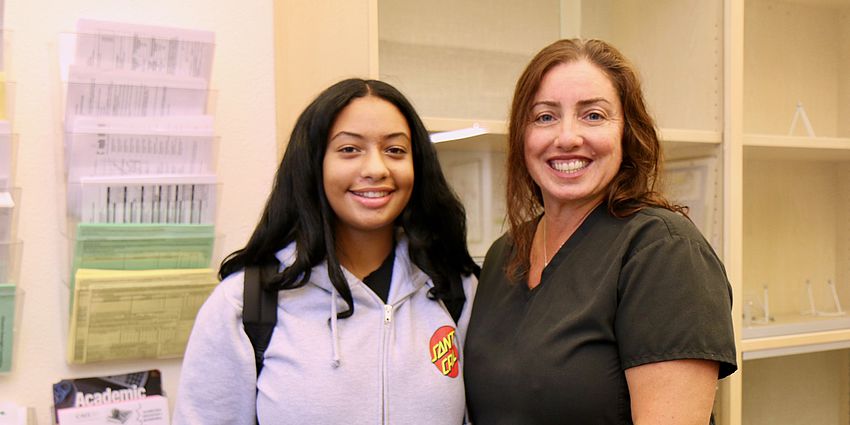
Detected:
left=464, top=39, right=736, bottom=424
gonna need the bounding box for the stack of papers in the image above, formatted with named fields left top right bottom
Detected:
left=60, top=19, right=220, bottom=364
left=0, top=2, right=19, bottom=375
left=62, top=19, right=217, bottom=225
left=67, top=269, right=217, bottom=364
left=64, top=19, right=215, bottom=123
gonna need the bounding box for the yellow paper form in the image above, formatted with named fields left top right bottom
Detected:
left=67, top=268, right=218, bottom=364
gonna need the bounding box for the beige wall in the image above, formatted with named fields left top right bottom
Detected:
left=1, top=0, right=277, bottom=420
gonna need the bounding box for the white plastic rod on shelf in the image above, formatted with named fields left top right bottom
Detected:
left=761, top=284, right=770, bottom=324
left=805, top=279, right=817, bottom=315
left=749, top=284, right=772, bottom=325
left=827, top=279, right=844, bottom=315
left=788, top=101, right=816, bottom=138
left=429, top=124, right=487, bottom=144
left=805, top=279, right=846, bottom=317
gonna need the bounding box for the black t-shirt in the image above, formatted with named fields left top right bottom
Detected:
left=464, top=205, right=737, bottom=424
left=362, top=247, right=395, bottom=304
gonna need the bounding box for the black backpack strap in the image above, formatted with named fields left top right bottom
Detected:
left=242, top=263, right=280, bottom=377
left=444, top=297, right=465, bottom=324
left=443, top=274, right=468, bottom=324
left=446, top=267, right=478, bottom=324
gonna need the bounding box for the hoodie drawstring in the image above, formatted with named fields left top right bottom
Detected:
left=329, top=287, right=341, bottom=369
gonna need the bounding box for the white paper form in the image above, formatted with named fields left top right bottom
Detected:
left=57, top=395, right=169, bottom=425
left=0, top=402, right=27, bottom=425
left=71, top=114, right=213, bottom=135
left=0, top=120, right=11, bottom=188
left=0, top=1, right=5, bottom=71
left=0, top=72, right=8, bottom=121
left=74, top=174, right=217, bottom=225
left=65, top=66, right=209, bottom=124
left=65, top=116, right=215, bottom=182
left=0, top=191, right=14, bottom=242
left=75, top=19, right=214, bottom=81
left=67, top=268, right=217, bottom=364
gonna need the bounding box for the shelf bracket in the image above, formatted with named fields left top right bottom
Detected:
left=788, top=101, right=816, bottom=138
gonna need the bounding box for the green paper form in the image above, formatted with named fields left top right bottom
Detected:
left=0, top=284, right=16, bottom=372
left=69, top=223, right=215, bottom=305
left=73, top=223, right=215, bottom=270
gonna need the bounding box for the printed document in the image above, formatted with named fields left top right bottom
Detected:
left=65, top=116, right=215, bottom=183
left=71, top=223, right=215, bottom=272
left=65, top=66, right=209, bottom=124
left=75, top=18, right=214, bottom=80
left=0, top=284, right=15, bottom=372
left=0, top=121, right=12, bottom=188
left=72, top=174, right=217, bottom=224
left=0, top=402, right=27, bottom=425
left=0, top=72, right=7, bottom=121
left=67, top=268, right=217, bottom=364
left=57, top=395, right=168, bottom=425
left=0, top=190, right=14, bottom=242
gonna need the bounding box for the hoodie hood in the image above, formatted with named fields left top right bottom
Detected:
left=272, top=233, right=432, bottom=368
left=273, top=234, right=432, bottom=302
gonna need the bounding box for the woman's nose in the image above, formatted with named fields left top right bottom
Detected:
left=554, top=119, right=583, bottom=149
left=361, top=149, right=389, bottom=180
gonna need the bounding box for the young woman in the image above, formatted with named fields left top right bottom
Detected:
left=464, top=39, right=736, bottom=424
left=173, top=79, right=479, bottom=424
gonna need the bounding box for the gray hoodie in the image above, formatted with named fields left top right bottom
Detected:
left=173, top=237, right=477, bottom=424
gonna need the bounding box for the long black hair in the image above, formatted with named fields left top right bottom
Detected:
left=220, top=78, right=479, bottom=318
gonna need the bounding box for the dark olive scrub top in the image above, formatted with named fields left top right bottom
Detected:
left=464, top=205, right=737, bottom=425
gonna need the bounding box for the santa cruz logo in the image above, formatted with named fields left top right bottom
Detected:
left=429, top=326, right=459, bottom=378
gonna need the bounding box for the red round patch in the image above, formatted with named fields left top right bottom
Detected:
left=429, top=326, right=459, bottom=378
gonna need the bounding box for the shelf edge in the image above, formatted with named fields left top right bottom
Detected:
left=744, top=133, right=850, bottom=150
left=741, top=328, right=850, bottom=356
left=659, top=128, right=722, bottom=144
left=423, top=118, right=722, bottom=146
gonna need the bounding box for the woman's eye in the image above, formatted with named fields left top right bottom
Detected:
left=386, top=146, right=408, bottom=155
left=585, top=111, right=604, bottom=121
left=535, top=113, right=556, bottom=124
left=338, top=146, right=359, bottom=153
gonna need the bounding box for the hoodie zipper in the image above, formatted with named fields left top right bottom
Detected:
left=377, top=288, right=420, bottom=424
left=381, top=303, right=393, bottom=425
